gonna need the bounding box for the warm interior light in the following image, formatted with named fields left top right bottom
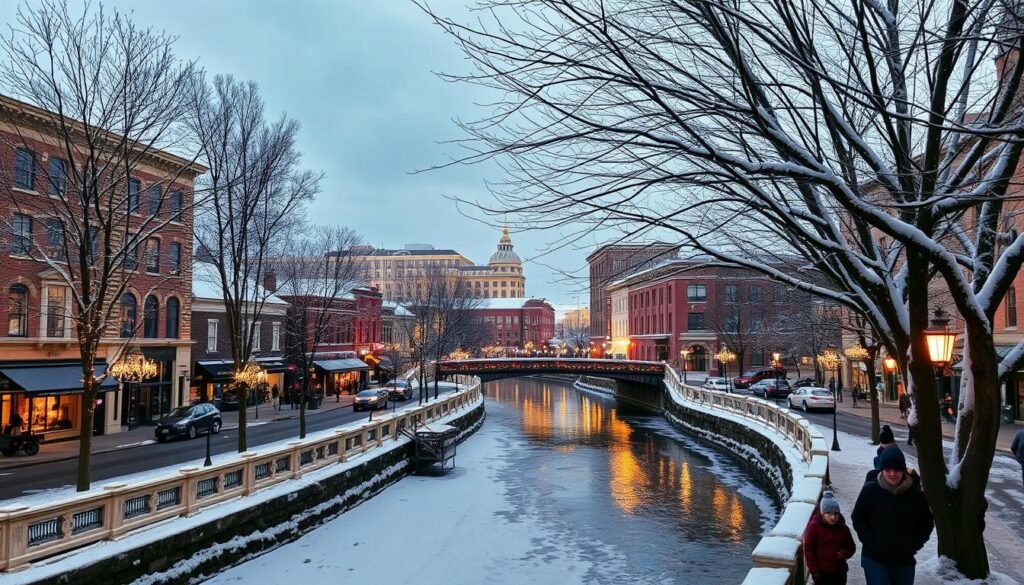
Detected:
left=924, top=308, right=957, bottom=365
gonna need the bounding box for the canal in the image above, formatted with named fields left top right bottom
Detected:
left=204, top=377, right=776, bottom=584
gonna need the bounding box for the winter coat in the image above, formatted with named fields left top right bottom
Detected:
left=804, top=511, right=856, bottom=577
left=1012, top=429, right=1024, bottom=464
left=851, top=473, right=933, bottom=566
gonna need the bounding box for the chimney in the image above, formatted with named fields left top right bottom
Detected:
left=264, top=269, right=277, bottom=292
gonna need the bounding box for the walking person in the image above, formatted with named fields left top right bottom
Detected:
left=271, top=384, right=280, bottom=411
left=852, top=448, right=933, bottom=585
left=829, top=377, right=836, bottom=398
left=804, top=491, right=856, bottom=585
left=1012, top=427, right=1024, bottom=491
left=942, top=392, right=955, bottom=423
left=898, top=392, right=910, bottom=419
left=851, top=385, right=859, bottom=408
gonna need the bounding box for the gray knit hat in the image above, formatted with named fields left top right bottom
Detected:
left=819, top=491, right=841, bottom=514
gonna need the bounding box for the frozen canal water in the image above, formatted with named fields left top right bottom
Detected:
left=205, top=378, right=777, bottom=584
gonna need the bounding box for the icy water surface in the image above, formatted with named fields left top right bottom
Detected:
left=203, top=377, right=776, bottom=585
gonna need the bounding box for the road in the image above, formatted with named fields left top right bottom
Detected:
left=0, top=396, right=439, bottom=501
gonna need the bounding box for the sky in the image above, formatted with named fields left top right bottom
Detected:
left=0, top=0, right=601, bottom=307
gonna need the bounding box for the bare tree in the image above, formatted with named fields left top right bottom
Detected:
left=0, top=1, right=201, bottom=491
left=423, top=0, right=1024, bottom=575
left=273, top=225, right=365, bottom=438
left=189, top=75, right=318, bottom=452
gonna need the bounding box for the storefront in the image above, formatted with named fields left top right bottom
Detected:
left=0, top=361, right=119, bottom=441
left=313, top=359, right=369, bottom=396
left=192, top=358, right=288, bottom=410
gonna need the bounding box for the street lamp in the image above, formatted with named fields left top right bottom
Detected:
left=924, top=308, right=957, bottom=366
left=883, top=357, right=897, bottom=401
left=713, top=346, right=736, bottom=392
left=680, top=349, right=690, bottom=384
left=816, top=348, right=841, bottom=451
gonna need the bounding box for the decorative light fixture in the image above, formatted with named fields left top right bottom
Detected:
left=924, top=308, right=957, bottom=365
left=883, top=357, right=897, bottom=371
left=816, top=348, right=841, bottom=451
left=843, top=345, right=869, bottom=361
left=234, top=358, right=268, bottom=388
left=109, top=346, right=158, bottom=382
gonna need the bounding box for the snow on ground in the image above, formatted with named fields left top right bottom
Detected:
left=824, top=430, right=1022, bottom=585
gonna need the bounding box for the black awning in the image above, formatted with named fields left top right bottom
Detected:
left=0, top=362, right=119, bottom=396
left=257, top=359, right=288, bottom=373
left=314, top=359, right=369, bottom=373
left=195, top=360, right=236, bottom=381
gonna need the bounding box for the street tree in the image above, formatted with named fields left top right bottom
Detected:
left=273, top=225, right=365, bottom=439
left=423, top=0, right=1024, bottom=576
left=0, top=0, right=201, bottom=491
left=190, top=75, right=318, bottom=452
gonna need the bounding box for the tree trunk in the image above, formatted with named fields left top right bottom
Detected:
left=75, top=380, right=97, bottom=492
left=237, top=385, right=248, bottom=452
left=866, top=357, right=879, bottom=444
left=299, top=377, right=308, bottom=439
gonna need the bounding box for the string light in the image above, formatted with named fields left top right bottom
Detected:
left=109, top=346, right=158, bottom=382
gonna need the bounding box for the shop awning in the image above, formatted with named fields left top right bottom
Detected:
left=0, top=362, right=119, bottom=396
left=314, top=359, right=369, bottom=373
left=195, top=358, right=289, bottom=381
left=952, top=346, right=1013, bottom=371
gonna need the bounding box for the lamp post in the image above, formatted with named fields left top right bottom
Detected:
left=713, top=346, right=736, bottom=393
left=924, top=307, right=958, bottom=415
left=816, top=348, right=841, bottom=451
left=680, top=349, right=690, bottom=384
left=883, top=357, right=897, bottom=401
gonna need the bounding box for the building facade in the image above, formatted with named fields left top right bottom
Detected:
left=0, top=95, right=204, bottom=439
left=473, top=298, right=556, bottom=353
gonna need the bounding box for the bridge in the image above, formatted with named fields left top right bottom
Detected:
left=435, top=358, right=666, bottom=409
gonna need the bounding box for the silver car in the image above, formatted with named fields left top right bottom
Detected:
left=787, top=387, right=836, bottom=412
left=702, top=377, right=730, bottom=392
left=353, top=388, right=389, bottom=411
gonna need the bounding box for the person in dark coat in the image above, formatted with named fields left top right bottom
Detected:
left=864, top=426, right=897, bottom=482
left=852, top=448, right=933, bottom=585
left=804, top=491, right=856, bottom=585
left=1012, top=428, right=1024, bottom=491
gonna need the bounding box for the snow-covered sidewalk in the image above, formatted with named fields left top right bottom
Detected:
left=824, top=431, right=1022, bottom=585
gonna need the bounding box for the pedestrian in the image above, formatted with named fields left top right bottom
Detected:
left=898, top=393, right=910, bottom=419
left=1012, top=428, right=1024, bottom=491
left=942, top=392, right=955, bottom=423
left=851, top=385, right=859, bottom=408
left=829, top=377, right=836, bottom=396
left=5, top=411, right=24, bottom=435
left=852, top=448, right=933, bottom=585
left=271, top=384, right=280, bottom=411
left=804, top=491, right=856, bottom=585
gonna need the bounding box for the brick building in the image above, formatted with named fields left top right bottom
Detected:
left=473, top=298, right=556, bottom=353
left=0, top=95, right=204, bottom=438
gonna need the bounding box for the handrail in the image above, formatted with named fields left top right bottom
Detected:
left=0, top=381, right=482, bottom=572
left=663, top=367, right=826, bottom=584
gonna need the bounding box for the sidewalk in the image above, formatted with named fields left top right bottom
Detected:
left=0, top=395, right=355, bottom=471
left=831, top=394, right=1023, bottom=454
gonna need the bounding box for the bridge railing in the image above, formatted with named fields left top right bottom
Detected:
left=0, top=381, right=482, bottom=573
left=663, top=367, right=828, bottom=585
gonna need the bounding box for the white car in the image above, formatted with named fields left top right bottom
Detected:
left=787, top=387, right=836, bottom=412
left=702, top=377, right=730, bottom=392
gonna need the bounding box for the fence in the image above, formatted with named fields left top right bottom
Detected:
left=0, top=381, right=482, bottom=573
left=663, top=368, right=828, bottom=585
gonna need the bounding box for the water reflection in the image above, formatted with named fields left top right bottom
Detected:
left=485, top=377, right=768, bottom=581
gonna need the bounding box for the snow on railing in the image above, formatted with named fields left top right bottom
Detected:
left=0, top=381, right=483, bottom=573
left=663, top=367, right=827, bottom=585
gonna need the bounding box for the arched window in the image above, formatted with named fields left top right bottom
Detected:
left=689, top=346, right=709, bottom=372
left=143, top=295, right=159, bottom=338
left=1007, top=287, right=1017, bottom=328
left=7, top=285, right=28, bottom=336
left=119, top=293, right=137, bottom=338
left=166, top=297, right=180, bottom=338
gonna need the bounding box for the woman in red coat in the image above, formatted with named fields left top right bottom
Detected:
left=804, top=491, right=857, bottom=585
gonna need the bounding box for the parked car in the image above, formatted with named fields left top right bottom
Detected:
left=353, top=388, right=390, bottom=411
left=787, top=387, right=836, bottom=412
left=750, top=378, right=792, bottom=399
left=733, top=367, right=787, bottom=389
left=154, top=403, right=222, bottom=442
left=702, top=377, right=730, bottom=392
left=792, top=377, right=816, bottom=388
left=385, top=379, right=414, bottom=401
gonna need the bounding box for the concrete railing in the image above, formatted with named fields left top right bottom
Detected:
left=663, top=368, right=828, bottom=585
left=0, top=380, right=482, bottom=573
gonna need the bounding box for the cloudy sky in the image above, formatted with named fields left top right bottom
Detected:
left=0, top=0, right=602, bottom=307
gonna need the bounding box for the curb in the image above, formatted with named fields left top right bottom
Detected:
left=0, top=405, right=347, bottom=472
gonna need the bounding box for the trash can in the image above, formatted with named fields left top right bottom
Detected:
left=307, top=395, right=321, bottom=410
left=1002, top=404, right=1014, bottom=424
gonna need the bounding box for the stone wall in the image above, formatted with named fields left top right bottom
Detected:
left=30, top=402, right=485, bottom=585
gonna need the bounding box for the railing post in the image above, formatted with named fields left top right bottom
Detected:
left=288, top=441, right=303, bottom=479
left=179, top=467, right=201, bottom=516
left=335, top=429, right=349, bottom=462
left=240, top=452, right=258, bottom=496
left=103, top=483, right=128, bottom=538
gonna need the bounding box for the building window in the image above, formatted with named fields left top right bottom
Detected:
left=10, top=214, right=32, bottom=256
left=128, top=178, right=141, bottom=214
left=15, top=148, right=35, bottom=190
left=749, top=285, right=763, bottom=304
left=272, top=322, right=281, bottom=351
left=7, top=285, right=28, bottom=336
left=750, top=309, right=764, bottom=330
left=688, top=313, right=704, bottom=331
left=147, top=185, right=162, bottom=217
left=46, top=218, right=65, bottom=260
left=143, top=295, right=159, bottom=338
left=252, top=321, right=261, bottom=351
left=725, top=307, right=740, bottom=333
left=166, top=297, right=180, bottom=338
left=751, top=352, right=765, bottom=366
left=207, top=319, right=219, bottom=352
left=48, top=158, right=66, bottom=197
left=773, top=285, right=785, bottom=303
left=119, top=293, right=137, bottom=338
left=1008, top=287, right=1018, bottom=328
left=169, top=242, right=182, bottom=275
left=170, top=191, right=183, bottom=222
left=123, top=234, right=138, bottom=270
left=724, top=284, right=739, bottom=303
left=686, top=284, right=707, bottom=303
left=144, top=238, right=160, bottom=273
left=45, top=286, right=68, bottom=338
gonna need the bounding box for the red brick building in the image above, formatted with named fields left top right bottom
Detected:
left=0, top=95, right=204, bottom=439
left=473, top=298, right=556, bottom=353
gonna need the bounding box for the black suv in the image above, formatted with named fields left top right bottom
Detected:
left=154, top=404, right=222, bottom=442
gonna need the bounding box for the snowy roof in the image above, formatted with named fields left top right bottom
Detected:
left=277, top=278, right=358, bottom=300
left=383, top=301, right=415, bottom=317
left=473, top=297, right=551, bottom=310
left=192, top=262, right=288, bottom=306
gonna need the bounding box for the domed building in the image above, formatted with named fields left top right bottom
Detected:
left=460, top=227, right=527, bottom=298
